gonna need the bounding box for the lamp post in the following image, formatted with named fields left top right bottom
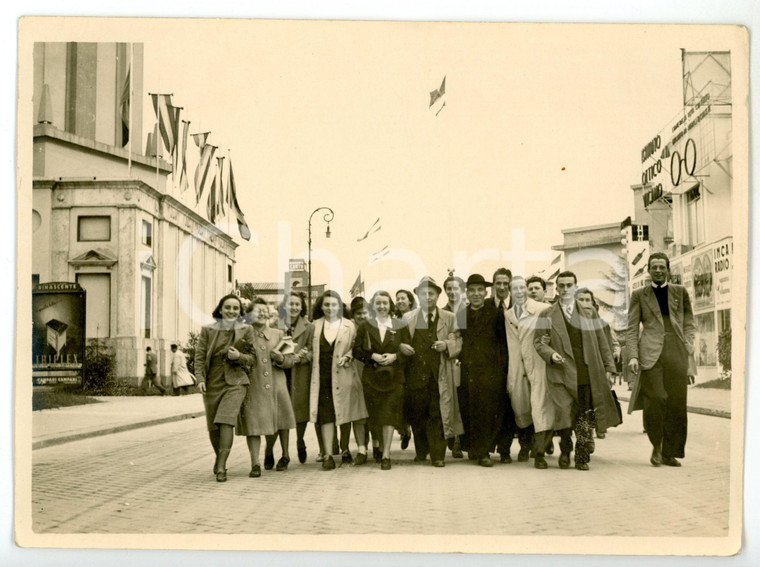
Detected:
left=307, top=207, right=334, bottom=316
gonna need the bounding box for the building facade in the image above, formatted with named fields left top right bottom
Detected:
left=32, top=42, right=238, bottom=384
left=624, top=50, right=733, bottom=381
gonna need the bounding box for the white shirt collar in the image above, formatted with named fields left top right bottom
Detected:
left=651, top=282, right=669, bottom=289
left=325, top=317, right=342, bottom=329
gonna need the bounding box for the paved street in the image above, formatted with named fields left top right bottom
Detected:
left=32, top=410, right=730, bottom=536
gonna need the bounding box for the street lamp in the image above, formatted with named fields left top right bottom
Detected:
left=308, top=206, right=334, bottom=317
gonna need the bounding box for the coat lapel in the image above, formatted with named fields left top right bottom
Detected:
left=551, top=304, right=573, bottom=360
left=435, top=308, right=446, bottom=339
left=291, top=316, right=306, bottom=340
left=667, top=285, right=680, bottom=316
left=643, top=286, right=664, bottom=325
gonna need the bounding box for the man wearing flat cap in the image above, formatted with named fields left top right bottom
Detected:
left=399, top=276, right=463, bottom=467
left=457, top=274, right=510, bottom=467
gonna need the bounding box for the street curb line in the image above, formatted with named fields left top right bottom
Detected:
left=615, top=395, right=731, bottom=419
left=32, top=411, right=206, bottom=450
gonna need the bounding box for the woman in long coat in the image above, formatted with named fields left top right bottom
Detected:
left=237, top=298, right=297, bottom=477
left=353, top=291, right=410, bottom=469
left=195, top=294, right=256, bottom=482
left=309, top=290, right=369, bottom=470
left=265, top=291, right=317, bottom=465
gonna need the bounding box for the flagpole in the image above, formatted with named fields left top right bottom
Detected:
left=155, top=121, right=160, bottom=193
left=227, top=148, right=232, bottom=236
left=128, top=43, right=134, bottom=177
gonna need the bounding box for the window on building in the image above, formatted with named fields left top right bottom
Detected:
left=140, top=275, right=152, bottom=339
left=685, top=186, right=704, bottom=247
left=141, top=220, right=152, bottom=247
left=227, top=264, right=233, bottom=284
left=32, top=274, right=40, bottom=289
left=78, top=216, right=111, bottom=242
left=718, top=309, right=731, bottom=333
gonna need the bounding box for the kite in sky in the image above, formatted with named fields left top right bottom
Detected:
left=429, top=76, right=446, bottom=116
left=357, top=217, right=381, bottom=242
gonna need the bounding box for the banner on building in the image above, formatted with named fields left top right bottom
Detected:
left=32, top=282, right=86, bottom=385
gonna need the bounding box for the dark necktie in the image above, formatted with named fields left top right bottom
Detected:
left=427, top=312, right=434, bottom=329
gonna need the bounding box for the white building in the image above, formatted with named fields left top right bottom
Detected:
left=32, top=42, right=238, bottom=384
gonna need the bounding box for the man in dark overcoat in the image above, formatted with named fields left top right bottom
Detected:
left=457, top=273, right=510, bottom=467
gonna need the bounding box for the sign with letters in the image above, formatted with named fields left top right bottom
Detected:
left=32, top=282, right=86, bottom=385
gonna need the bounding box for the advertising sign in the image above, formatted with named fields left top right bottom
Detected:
left=692, top=252, right=714, bottom=311
left=713, top=237, right=732, bottom=307
left=32, top=282, right=86, bottom=385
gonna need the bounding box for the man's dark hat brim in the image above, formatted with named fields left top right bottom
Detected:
left=466, top=274, right=492, bottom=287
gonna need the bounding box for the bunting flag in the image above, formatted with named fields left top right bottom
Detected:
left=429, top=76, right=446, bottom=107
left=174, top=120, right=190, bottom=193
left=192, top=131, right=209, bottom=149
left=151, top=94, right=179, bottom=156
left=356, top=217, right=381, bottom=242
left=119, top=68, right=130, bottom=147
left=206, top=166, right=218, bottom=224
left=193, top=139, right=216, bottom=204
left=546, top=268, right=560, bottom=281
left=215, top=156, right=226, bottom=218
left=226, top=158, right=251, bottom=241
left=350, top=272, right=365, bottom=299
left=550, top=253, right=562, bottom=266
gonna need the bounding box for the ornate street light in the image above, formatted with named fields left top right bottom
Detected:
left=307, top=207, right=334, bottom=316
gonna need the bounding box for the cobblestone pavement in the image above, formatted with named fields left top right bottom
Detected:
left=31, top=410, right=731, bottom=536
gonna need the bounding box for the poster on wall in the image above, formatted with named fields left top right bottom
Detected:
left=695, top=312, right=717, bottom=367
left=692, top=251, right=715, bottom=311
left=713, top=237, right=732, bottom=307
left=32, top=282, right=86, bottom=385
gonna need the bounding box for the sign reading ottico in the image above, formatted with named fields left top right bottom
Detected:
left=32, top=282, right=86, bottom=385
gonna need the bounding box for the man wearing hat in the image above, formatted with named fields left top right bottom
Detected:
left=398, top=276, right=464, bottom=467
left=457, top=274, right=510, bottom=467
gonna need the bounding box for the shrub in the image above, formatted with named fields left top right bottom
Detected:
left=83, top=339, right=132, bottom=395
left=718, top=328, right=731, bottom=372
left=182, top=331, right=199, bottom=376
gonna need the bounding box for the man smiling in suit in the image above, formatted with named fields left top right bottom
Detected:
left=626, top=252, right=695, bottom=468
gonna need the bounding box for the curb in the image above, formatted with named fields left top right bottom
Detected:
left=32, top=411, right=206, bottom=450
left=615, top=394, right=731, bottom=420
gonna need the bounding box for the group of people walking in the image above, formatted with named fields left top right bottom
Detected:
left=195, top=251, right=695, bottom=482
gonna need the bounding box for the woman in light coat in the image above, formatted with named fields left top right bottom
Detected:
left=195, top=294, right=256, bottom=482
left=236, top=298, right=297, bottom=477
left=309, top=290, right=369, bottom=470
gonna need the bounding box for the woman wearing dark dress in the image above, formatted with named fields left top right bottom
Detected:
left=354, top=291, right=410, bottom=470
left=309, top=291, right=369, bottom=470
left=195, top=294, right=256, bottom=482
left=393, top=289, right=416, bottom=451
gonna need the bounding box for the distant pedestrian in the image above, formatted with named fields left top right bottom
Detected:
left=195, top=294, right=256, bottom=482
left=626, top=252, right=695, bottom=468
left=170, top=344, right=195, bottom=395
left=309, top=291, right=369, bottom=471
left=237, top=298, right=297, bottom=477
left=142, top=346, right=169, bottom=396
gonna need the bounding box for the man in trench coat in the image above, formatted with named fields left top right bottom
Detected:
left=533, top=271, right=620, bottom=470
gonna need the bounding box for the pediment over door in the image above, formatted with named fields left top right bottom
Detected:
left=68, top=249, right=118, bottom=269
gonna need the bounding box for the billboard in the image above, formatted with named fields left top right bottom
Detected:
left=32, top=282, right=86, bottom=385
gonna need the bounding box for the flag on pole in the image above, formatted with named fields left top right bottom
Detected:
left=429, top=76, right=446, bottom=107
left=192, top=131, right=209, bottom=149
left=350, top=273, right=365, bottom=299
left=119, top=68, right=130, bottom=147
left=193, top=137, right=216, bottom=204
left=174, top=120, right=190, bottom=193
left=226, top=158, right=251, bottom=241
left=151, top=94, right=179, bottom=156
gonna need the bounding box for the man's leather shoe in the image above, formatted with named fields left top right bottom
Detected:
left=662, top=456, right=682, bottom=467
left=575, top=462, right=589, bottom=471
left=400, top=433, right=411, bottom=450
left=322, top=456, right=336, bottom=471
left=452, top=448, right=464, bottom=459
left=558, top=453, right=571, bottom=469
left=478, top=456, right=494, bottom=468
left=517, top=447, right=530, bottom=462
left=650, top=447, right=663, bottom=467
left=499, top=453, right=512, bottom=464
left=264, top=452, right=275, bottom=470
left=381, top=457, right=392, bottom=470
left=596, top=432, right=606, bottom=439
left=432, top=460, right=445, bottom=468
left=534, top=456, right=548, bottom=469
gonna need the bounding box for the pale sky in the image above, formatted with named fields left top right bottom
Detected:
left=131, top=22, right=721, bottom=298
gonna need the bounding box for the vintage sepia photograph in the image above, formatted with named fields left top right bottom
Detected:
left=13, top=15, right=750, bottom=558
